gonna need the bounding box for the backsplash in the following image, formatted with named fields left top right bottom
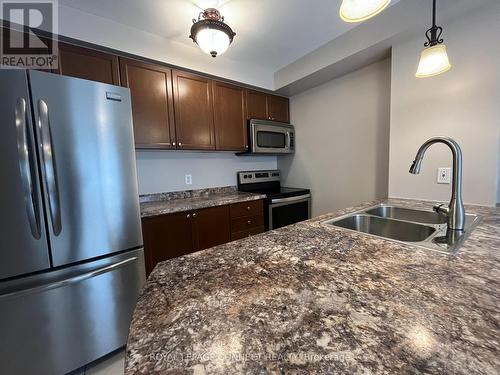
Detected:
left=139, top=186, right=237, bottom=203
left=135, top=151, right=277, bottom=195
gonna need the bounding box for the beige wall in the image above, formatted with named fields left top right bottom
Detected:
left=278, top=59, right=391, bottom=216
left=136, top=152, right=276, bottom=195
left=389, top=2, right=500, bottom=207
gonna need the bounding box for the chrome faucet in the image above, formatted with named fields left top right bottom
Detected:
left=409, top=137, right=465, bottom=231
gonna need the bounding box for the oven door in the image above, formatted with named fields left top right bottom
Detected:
left=268, top=194, right=311, bottom=230
left=249, top=121, right=294, bottom=154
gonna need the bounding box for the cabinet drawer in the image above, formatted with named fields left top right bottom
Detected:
left=230, top=200, right=263, bottom=218
left=231, top=226, right=265, bottom=241
left=231, top=214, right=264, bottom=233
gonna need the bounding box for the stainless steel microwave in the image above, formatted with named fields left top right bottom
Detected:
left=243, top=119, right=295, bottom=155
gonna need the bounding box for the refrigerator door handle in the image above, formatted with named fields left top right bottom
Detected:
left=37, top=99, right=62, bottom=236
left=15, top=98, right=41, bottom=239
left=0, top=256, right=138, bottom=300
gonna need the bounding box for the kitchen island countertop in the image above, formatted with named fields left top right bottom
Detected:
left=126, top=198, right=500, bottom=374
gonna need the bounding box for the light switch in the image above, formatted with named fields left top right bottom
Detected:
left=437, top=168, right=451, bottom=184
left=185, top=174, right=192, bottom=185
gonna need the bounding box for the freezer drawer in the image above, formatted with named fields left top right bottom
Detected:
left=0, top=248, right=145, bottom=375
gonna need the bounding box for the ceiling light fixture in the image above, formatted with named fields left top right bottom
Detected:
left=416, top=0, right=451, bottom=78
left=189, top=8, right=236, bottom=58
left=339, top=0, right=391, bottom=23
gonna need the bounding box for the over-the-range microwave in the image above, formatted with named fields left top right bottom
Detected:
left=238, top=119, right=295, bottom=155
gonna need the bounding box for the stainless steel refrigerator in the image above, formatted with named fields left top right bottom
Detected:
left=0, top=70, right=146, bottom=375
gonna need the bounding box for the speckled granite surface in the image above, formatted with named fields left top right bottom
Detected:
left=126, top=198, right=500, bottom=374
left=140, top=187, right=266, bottom=218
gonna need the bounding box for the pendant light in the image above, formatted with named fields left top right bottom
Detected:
left=416, top=0, right=451, bottom=78
left=339, top=0, right=391, bottom=23
left=189, top=8, right=236, bottom=58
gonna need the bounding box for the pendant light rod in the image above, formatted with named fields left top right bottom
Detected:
left=432, top=0, right=436, bottom=28
left=425, top=0, right=443, bottom=47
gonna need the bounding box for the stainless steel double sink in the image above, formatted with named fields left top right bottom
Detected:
left=323, top=204, right=481, bottom=255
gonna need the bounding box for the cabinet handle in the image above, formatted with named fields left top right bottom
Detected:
left=186, top=214, right=191, bottom=219
left=178, top=142, right=182, bottom=147
left=192, top=212, right=197, bottom=218
left=246, top=206, right=251, bottom=211
left=247, top=220, right=252, bottom=225
left=173, top=142, right=176, bottom=146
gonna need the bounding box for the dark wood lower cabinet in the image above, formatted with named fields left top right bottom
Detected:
left=192, top=205, right=230, bottom=251
left=142, top=212, right=193, bottom=275
left=142, top=200, right=264, bottom=276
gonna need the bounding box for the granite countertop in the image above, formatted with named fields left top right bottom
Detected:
left=140, top=187, right=267, bottom=218
left=126, top=198, right=500, bottom=374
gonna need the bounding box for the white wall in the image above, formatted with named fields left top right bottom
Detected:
left=278, top=59, right=391, bottom=216
left=136, top=151, right=276, bottom=195
left=55, top=5, right=274, bottom=89
left=389, top=2, right=500, bottom=207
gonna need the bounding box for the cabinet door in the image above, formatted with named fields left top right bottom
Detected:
left=246, top=90, right=268, bottom=120
left=172, top=70, right=215, bottom=150
left=120, top=58, right=176, bottom=149
left=268, top=95, right=290, bottom=123
left=142, top=212, right=193, bottom=275
left=58, top=43, right=120, bottom=85
left=213, top=81, right=247, bottom=151
left=193, top=205, right=230, bottom=251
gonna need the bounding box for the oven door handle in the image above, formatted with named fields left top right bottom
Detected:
left=270, top=194, right=311, bottom=205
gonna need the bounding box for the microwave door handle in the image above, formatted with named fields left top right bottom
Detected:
left=15, top=98, right=42, bottom=239
left=286, top=131, right=290, bottom=150
left=38, top=99, right=62, bottom=236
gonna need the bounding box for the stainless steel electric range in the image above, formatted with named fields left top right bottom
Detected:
left=237, top=170, right=311, bottom=230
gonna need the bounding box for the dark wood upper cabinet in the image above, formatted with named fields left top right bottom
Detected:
left=141, top=212, right=193, bottom=275
left=58, top=43, right=120, bottom=85
left=246, top=90, right=268, bottom=121
left=246, top=90, right=290, bottom=123
left=119, top=58, right=176, bottom=149
left=268, top=95, right=290, bottom=123
left=213, top=81, right=247, bottom=151
left=3, top=27, right=290, bottom=149
left=172, top=70, right=215, bottom=150
left=192, top=205, right=231, bottom=251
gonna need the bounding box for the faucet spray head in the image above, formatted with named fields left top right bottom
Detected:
left=409, top=159, right=422, bottom=174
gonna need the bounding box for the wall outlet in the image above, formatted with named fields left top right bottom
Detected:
left=185, top=174, right=192, bottom=185
left=437, top=167, right=452, bottom=184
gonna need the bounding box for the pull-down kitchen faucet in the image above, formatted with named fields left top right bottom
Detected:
left=409, top=137, right=465, bottom=231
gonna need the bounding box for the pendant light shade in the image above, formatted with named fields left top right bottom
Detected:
left=416, top=0, right=451, bottom=78
left=189, top=8, right=235, bottom=58
left=339, top=0, right=391, bottom=23
left=416, top=44, right=451, bottom=78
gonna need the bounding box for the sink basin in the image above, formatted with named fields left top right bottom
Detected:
left=328, top=214, right=436, bottom=242
left=365, top=205, right=447, bottom=224
left=322, top=204, right=481, bottom=255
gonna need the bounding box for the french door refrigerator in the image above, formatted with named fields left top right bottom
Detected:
left=0, top=69, right=146, bottom=375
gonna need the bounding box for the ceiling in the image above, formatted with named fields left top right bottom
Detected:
left=58, top=0, right=400, bottom=71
